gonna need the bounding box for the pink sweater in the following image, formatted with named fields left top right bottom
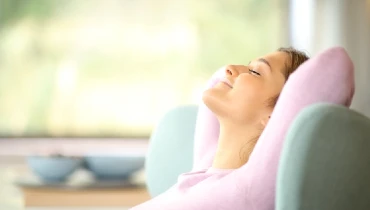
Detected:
left=131, top=47, right=355, bottom=210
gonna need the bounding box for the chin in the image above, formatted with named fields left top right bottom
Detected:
left=202, top=88, right=229, bottom=117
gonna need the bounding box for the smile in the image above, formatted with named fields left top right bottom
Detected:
left=220, top=78, right=233, bottom=88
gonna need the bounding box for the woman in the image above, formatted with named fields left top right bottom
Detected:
left=203, top=47, right=309, bottom=169
left=131, top=47, right=353, bottom=210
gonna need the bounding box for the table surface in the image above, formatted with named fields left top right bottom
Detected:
left=0, top=156, right=147, bottom=210
left=15, top=177, right=143, bottom=190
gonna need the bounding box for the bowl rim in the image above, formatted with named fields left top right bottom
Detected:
left=27, top=155, right=83, bottom=160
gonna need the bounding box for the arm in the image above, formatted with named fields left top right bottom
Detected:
left=233, top=47, right=355, bottom=210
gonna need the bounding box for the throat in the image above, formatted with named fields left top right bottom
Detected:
left=212, top=122, right=261, bottom=169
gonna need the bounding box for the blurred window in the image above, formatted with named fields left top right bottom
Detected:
left=0, top=0, right=285, bottom=137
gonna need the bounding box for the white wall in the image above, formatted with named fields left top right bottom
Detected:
left=290, top=0, right=370, bottom=116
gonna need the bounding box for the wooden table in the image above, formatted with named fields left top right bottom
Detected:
left=17, top=179, right=151, bottom=207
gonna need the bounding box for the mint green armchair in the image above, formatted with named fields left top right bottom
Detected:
left=145, top=105, right=197, bottom=196
left=277, top=103, right=370, bottom=210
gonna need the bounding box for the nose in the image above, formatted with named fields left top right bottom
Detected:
left=225, top=65, right=239, bottom=77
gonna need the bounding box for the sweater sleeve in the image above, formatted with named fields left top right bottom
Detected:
left=191, top=67, right=225, bottom=171
left=232, top=47, right=355, bottom=210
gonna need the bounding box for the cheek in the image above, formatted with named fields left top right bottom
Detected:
left=234, top=74, right=285, bottom=102
left=230, top=89, right=262, bottom=118
left=232, top=77, right=265, bottom=102
left=229, top=77, right=278, bottom=120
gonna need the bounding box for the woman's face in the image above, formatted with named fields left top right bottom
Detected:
left=203, top=51, right=290, bottom=125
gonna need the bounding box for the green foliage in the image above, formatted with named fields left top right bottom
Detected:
left=0, top=0, right=56, bottom=27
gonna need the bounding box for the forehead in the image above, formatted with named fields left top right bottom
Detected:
left=259, top=51, right=290, bottom=74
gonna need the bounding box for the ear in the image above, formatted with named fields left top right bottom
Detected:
left=261, top=115, right=271, bottom=127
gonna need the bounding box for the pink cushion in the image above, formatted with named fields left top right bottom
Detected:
left=192, top=47, right=355, bottom=209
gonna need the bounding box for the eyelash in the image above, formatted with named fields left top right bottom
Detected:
left=248, top=69, right=261, bottom=76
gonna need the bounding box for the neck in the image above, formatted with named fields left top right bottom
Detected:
left=212, top=120, right=261, bottom=169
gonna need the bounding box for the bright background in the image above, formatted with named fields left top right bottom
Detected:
left=0, top=0, right=285, bottom=138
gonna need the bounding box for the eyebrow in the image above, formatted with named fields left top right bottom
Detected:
left=248, top=58, right=272, bottom=71
left=257, top=58, right=272, bottom=70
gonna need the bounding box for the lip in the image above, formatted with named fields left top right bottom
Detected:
left=220, top=78, right=233, bottom=88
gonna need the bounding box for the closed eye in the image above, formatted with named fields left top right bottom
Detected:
left=249, top=69, right=261, bottom=76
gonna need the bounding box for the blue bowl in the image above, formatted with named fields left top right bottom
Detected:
left=83, top=154, right=145, bottom=181
left=27, top=156, right=83, bottom=183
